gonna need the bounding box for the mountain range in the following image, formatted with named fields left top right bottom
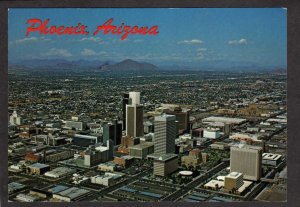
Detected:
left=8, top=58, right=286, bottom=72
left=99, top=59, right=158, bottom=71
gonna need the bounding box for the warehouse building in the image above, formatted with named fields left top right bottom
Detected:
left=44, top=167, right=76, bottom=178
left=52, top=187, right=90, bottom=202
left=202, top=116, right=247, bottom=125
left=90, top=172, right=123, bottom=186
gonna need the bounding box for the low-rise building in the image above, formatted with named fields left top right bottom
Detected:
left=27, top=163, right=50, bottom=175
left=65, top=121, right=86, bottom=131
left=8, top=182, right=26, bottom=195
left=52, top=187, right=90, bottom=202
left=98, top=162, right=117, bottom=172
left=44, top=167, right=76, bottom=178
left=210, top=142, right=230, bottom=150
left=129, top=142, right=154, bottom=159
left=153, top=154, right=178, bottom=176
left=25, top=152, right=42, bottom=163
left=113, top=155, right=134, bottom=168
left=45, top=150, right=74, bottom=162
left=15, top=193, right=39, bottom=202
left=203, top=129, right=221, bottom=139
left=262, top=153, right=282, bottom=166
left=224, top=172, right=244, bottom=193
left=90, top=172, right=123, bottom=186
left=181, top=149, right=202, bottom=169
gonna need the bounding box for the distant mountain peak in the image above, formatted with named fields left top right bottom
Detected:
left=100, top=59, right=158, bottom=71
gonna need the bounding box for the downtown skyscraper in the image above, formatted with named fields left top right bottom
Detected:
left=154, top=114, right=176, bottom=154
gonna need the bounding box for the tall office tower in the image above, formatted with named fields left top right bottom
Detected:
left=103, top=120, right=122, bottom=145
left=126, top=105, right=144, bottom=138
left=129, top=92, right=140, bottom=105
left=154, top=114, right=176, bottom=154
left=122, top=93, right=129, bottom=130
left=230, top=145, right=263, bottom=181
left=165, top=107, right=190, bottom=134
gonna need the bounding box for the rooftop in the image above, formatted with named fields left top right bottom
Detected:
left=202, top=116, right=247, bottom=124
left=154, top=153, right=178, bottom=162
left=44, top=167, right=75, bottom=177
left=154, top=114, right=176, bottom=122
left=128, top=142, right=154, bottom=150
left=29, top=163, right=49, bottom=169
left=231, top=144, right=263, bottom=151
left=55, top=187, right=90, bottom=199
left=226, top=172, right=243, bottom=178
left=262, top=153, right=282, bottom=161
left=48, top=185, right=69, bottom=194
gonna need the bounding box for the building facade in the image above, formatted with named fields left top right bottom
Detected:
left=181, top=149, right=202, bottom=169
left=154, top=114, right=176, bottom=154
left=126, top=105, right=144, bottom=138
left=230, top=145, right=262, bottom=181
left=153, top=154, right=178, bottom=176
left=224, top=172, right=244, bottom=193
left=103, top=120, right=122, bottom=145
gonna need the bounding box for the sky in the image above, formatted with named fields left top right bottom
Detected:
left=8, top=8, right=287, bottom=68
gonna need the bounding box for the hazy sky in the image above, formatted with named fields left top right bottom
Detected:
left=8, top=8, right=287, bottom=68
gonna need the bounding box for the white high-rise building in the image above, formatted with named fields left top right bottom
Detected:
left=126, top=92, right=143, bottom=138
left=230, top=145, right=262, bottom=181
left=129, top=92, right=140, bottom=105
left=154, top=114, right=176, bottom=154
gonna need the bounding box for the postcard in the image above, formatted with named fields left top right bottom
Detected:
left=5, top=7, right=288, bottom=204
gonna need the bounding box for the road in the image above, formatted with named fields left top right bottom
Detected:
left=162, top=161, right=229, bottom=201
left=81, top=171, right=150, bottom=201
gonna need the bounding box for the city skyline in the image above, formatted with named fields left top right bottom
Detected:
left=7, top=8, right=287, bottom=203
left=9, top=8, right=286, bottom=68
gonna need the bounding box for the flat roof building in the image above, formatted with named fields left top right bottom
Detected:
left=113, top=155, right=134, bottom=168
left=202, top=116, right=247, bottom=125
left=91, top=172, right=123, bottom=186
left=230, top=145, right=262, bottom=181
left=262, top=153, right=282, bottom=166
left=44, top=167, right=76, bottom=178
left=153, top=154, right=178, bottom=176
left=84, top=140, right=114, bottom=167
left=73, top=134, right=100, bottom=147
left=224, top=172, right=244, bottom=193
left=65, top=121, right=86, bottom=131
left=15, top=193, right=39, bottom=202
left=27, top=163, right=50, bottom=175
left=98, top=162, right=117, bottom=172
left=181, top=149, right=202, bottom=170
left=129, top=142, right=154, bottom=159
left=52, top=187, right=90, bottom=202
left=154, top=114, right=176, bottom=154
